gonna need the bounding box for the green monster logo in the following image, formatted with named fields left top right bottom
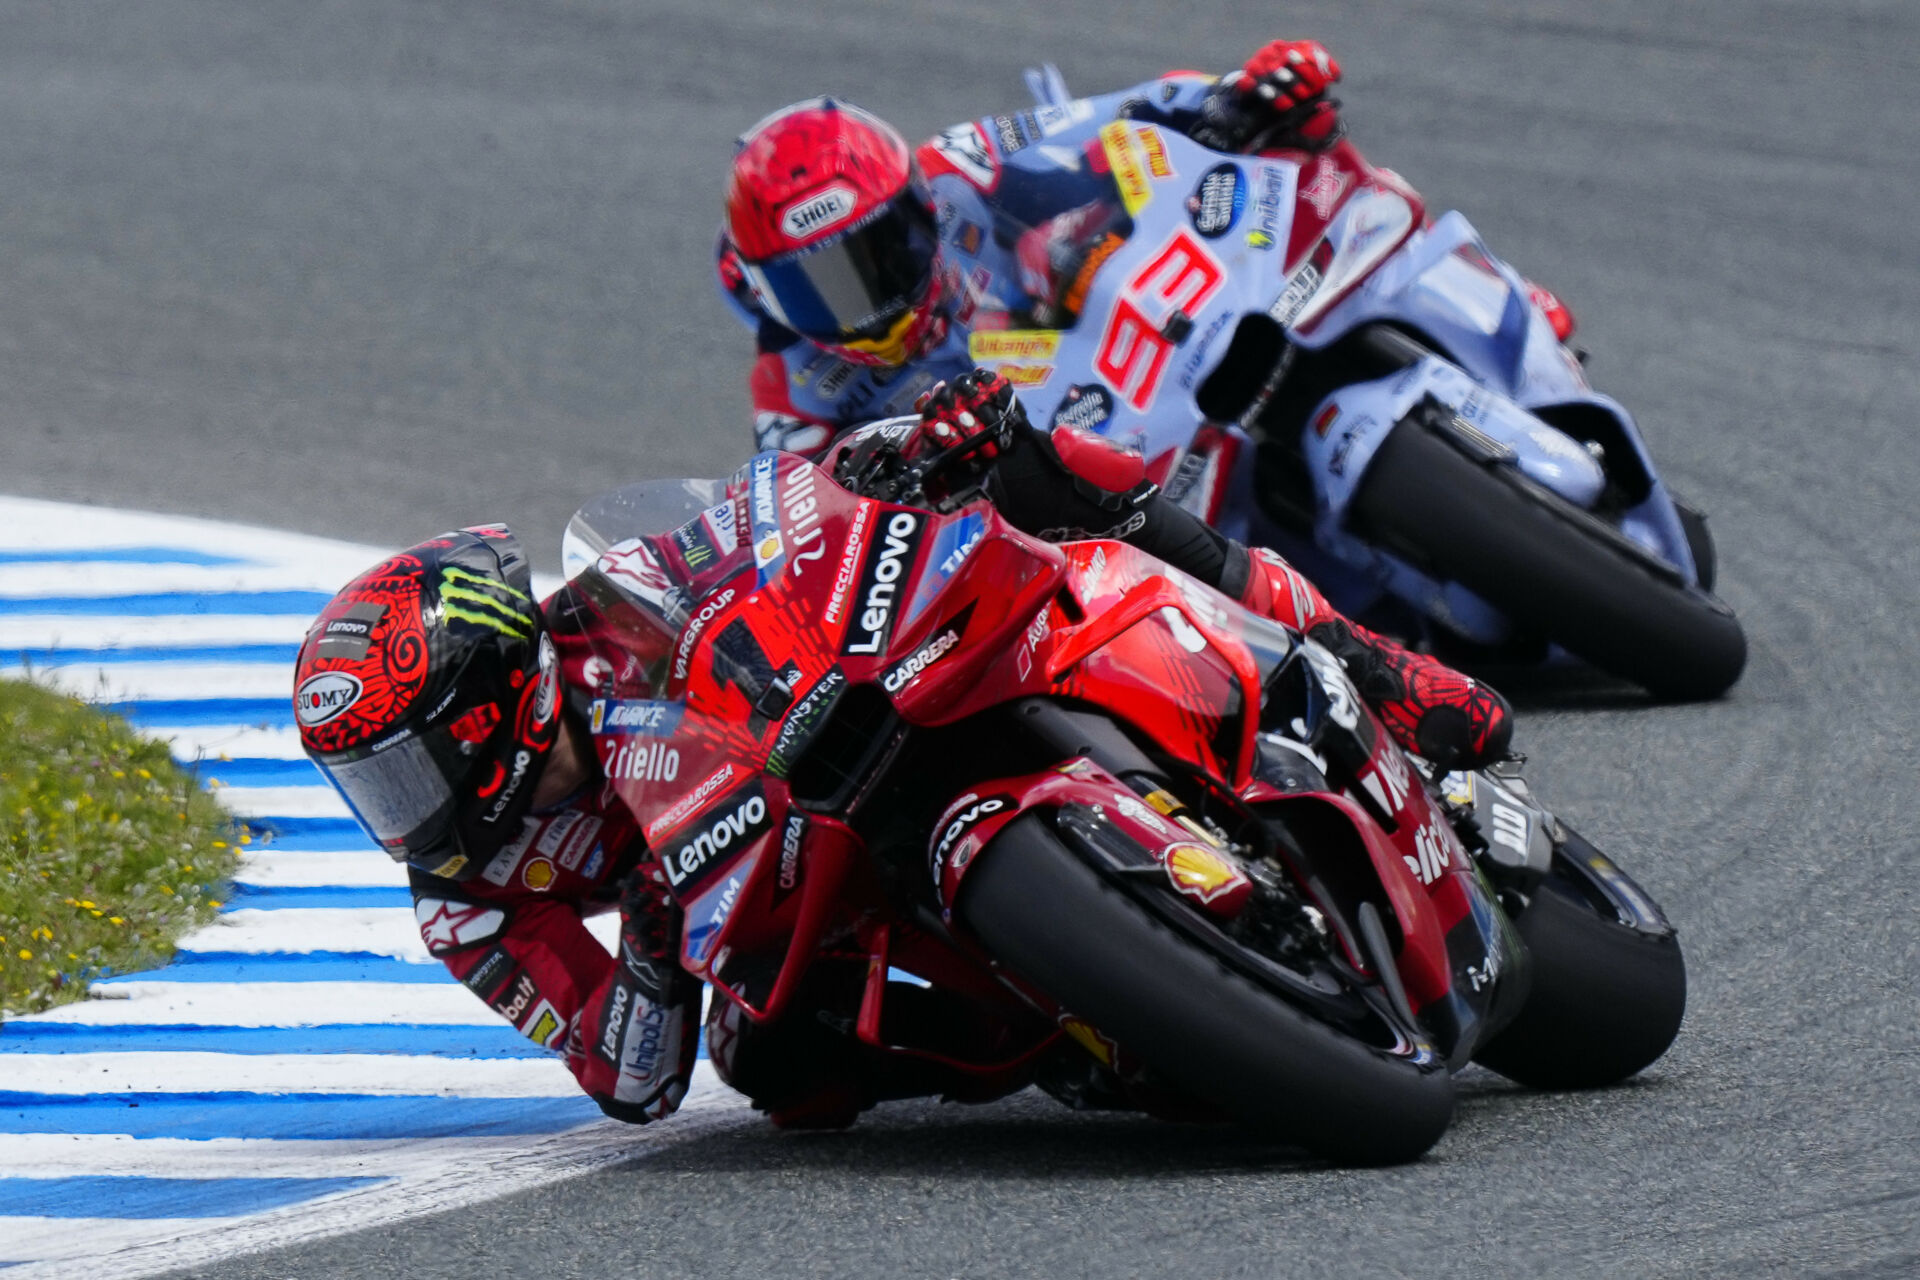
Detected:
left=439, top=567, right=532, bottom=638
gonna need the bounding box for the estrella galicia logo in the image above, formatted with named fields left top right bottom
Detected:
left=1188, top=164, right=1244, bottom=239
left=1049, top=384, right=1116, bottom=434
left=587, top=698, right=684, bottom=737
left=842, top=510, right=923, bottom=657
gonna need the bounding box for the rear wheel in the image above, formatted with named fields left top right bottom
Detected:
left=959, top=812, right=1454, bottom=1165
left=1473, top=842, right=1687, bottom=1090
left=1352, top=416, right=1746, bottom=700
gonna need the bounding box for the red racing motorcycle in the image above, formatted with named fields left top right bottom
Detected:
left=561, top=433, right=1685, bottom=1164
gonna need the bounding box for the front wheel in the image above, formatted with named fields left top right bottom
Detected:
left=1351, top=417, right=1747, bottom=700
left=959, top=812, right=1454, bottom=1165
left=1472, top=834, right=1687, bottom=1089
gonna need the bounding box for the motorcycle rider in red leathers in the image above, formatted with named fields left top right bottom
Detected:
left=718, top=39, right=1362, bottom=456
left=294, top=371, right=1512, bottom=1129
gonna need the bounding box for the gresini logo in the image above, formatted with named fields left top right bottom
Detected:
left=663, top=783, right=771, bottom=890
left=294, top=671, right=362, bottom=726
left=842, top=510, right=922, bottom=656
left=781, top=185, right=857, bottom=239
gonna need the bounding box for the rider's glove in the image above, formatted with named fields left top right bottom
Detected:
left=1196, top=39, right=1344, bottom=153
left=907, top=368, right=1028, bottom=479
left=615, top=865, right=691, bottom=1005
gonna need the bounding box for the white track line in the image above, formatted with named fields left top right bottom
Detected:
left=0, top=614, right=317, bottom=651
left=2, top=1052, right=576, bottom=1097
left=0, top=496, right=387, bottom=567
left=0, top=1072, right=746, bottom=1280
left=213, top=785, right=352, bottom=819
left=181, top=908, right=426, bottom=960
left=26, top=661, right=293, bottom=702
left=231, top=850, right=407, bottom=888
left=15, top=983, right=495, bottom=1027
left=0, top=563, right=372, bottom=599
left=0, top=1133, right=643, bottom=1179
left=154, top=724, right=307, bottom=760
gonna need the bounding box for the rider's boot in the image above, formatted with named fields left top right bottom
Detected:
left=1237, top=548, right=1513, bottom=770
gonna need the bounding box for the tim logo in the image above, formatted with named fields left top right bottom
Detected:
left=781, top=186, right=857, bottom=240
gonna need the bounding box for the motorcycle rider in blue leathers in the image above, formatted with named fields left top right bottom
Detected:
left=715, top=39, right=1347, bottom=455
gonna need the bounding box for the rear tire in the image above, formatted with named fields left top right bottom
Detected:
left=1472, top=873, right=1686, bottom=1090
left=960, top=812, right=1454, bottom=1165
left=1353, top=419, right=1746, bottom=700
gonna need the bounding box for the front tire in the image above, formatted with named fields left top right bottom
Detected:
left=959, top=812, right=1454, bottom=1165
left=1472, top=860, right=1687, bottom=1090
left=1352, top=418, right=1746, bottom=700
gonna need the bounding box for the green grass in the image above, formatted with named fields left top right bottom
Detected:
left=0, top=677, right=243, bottom=1016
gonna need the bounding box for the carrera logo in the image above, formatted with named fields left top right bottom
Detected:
left=294, top=671, right=362, bottom=727
left=781, top=186, right=858, bottom=239
left=775, top=811, right=806, bottom=904
left=882, top=609, right=968, bottom=694
left=843, top=511, right=921, bottom=656
left=664, top=783, right=771, bottom=890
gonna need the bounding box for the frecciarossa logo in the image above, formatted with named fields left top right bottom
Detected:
left=842, top=510, right=922, bottom=656
left=661, top=780, right=772, bottom=891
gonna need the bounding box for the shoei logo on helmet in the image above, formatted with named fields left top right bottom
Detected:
left=295, top=671, right=363, bottom=727
left=780, top=185, right=858, bottom=241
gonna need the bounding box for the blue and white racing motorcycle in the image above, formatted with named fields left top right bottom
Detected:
left=967, top=68, right=1745, bottom=700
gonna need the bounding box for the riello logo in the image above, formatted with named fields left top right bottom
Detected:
left=295, top=671, right=363, bottom=726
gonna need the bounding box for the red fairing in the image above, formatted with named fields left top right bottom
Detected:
left=1524, top=279, right=1577, bottom=340
left=726, top=100, right=913, bottom=261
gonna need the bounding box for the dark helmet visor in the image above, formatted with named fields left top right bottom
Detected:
left=317, top=721, right=470, bottom=865
left=742, top=188, right=939, bottom=342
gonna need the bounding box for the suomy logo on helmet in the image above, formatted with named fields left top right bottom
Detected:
left=780, top=185, right=858, bottom=240
left=295, top=671, right=364, bottom=727
left=438, top=567, right=532, bottom=639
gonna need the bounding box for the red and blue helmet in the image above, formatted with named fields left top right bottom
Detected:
left=725, top=99, right=945, bottom=367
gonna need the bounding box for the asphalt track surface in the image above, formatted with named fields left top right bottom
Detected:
left=3, top=0, right=1917, bottom=1276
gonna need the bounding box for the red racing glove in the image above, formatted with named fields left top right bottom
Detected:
left=908, top=368, right=1025, bottom=467
left=1198, top=38, right=1344, bottom=152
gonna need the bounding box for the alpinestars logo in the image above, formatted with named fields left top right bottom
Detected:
left=663, top=782, right=772, bottom=890
left=843, top=511, right=922, bottom=656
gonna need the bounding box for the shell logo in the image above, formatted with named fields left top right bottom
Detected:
left=521, top=858, right=556, bottom=892
left=1164, top=842, right=1244, bottom=904
left=1059, top=1016, right=1119, bottom=1068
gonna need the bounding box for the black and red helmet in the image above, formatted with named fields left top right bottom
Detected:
left=293, top=526, right=562, bottom=881
left=724, top=98, right=945, bottom=367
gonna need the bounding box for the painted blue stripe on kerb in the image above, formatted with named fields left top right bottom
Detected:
left=2, top=643, right=301, bottom=668
left=0, top=591, right=330, bottom=617
left=188, top=757, right=322, bottom=786
left=0, top=547, right=251, bottom=567
left=0, top=1094, right=602, bottom=1139
left=107, top=698, right=292, bottom=727
left=240, top=815, right=364, bottom=841
left=0, top=1175, right=387, bottom=1219
left=245, top=829, right=378, bottom=853
left=91, top=952, right=444, bottom=984
left=0, top=1024, right=542, bottom=1057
